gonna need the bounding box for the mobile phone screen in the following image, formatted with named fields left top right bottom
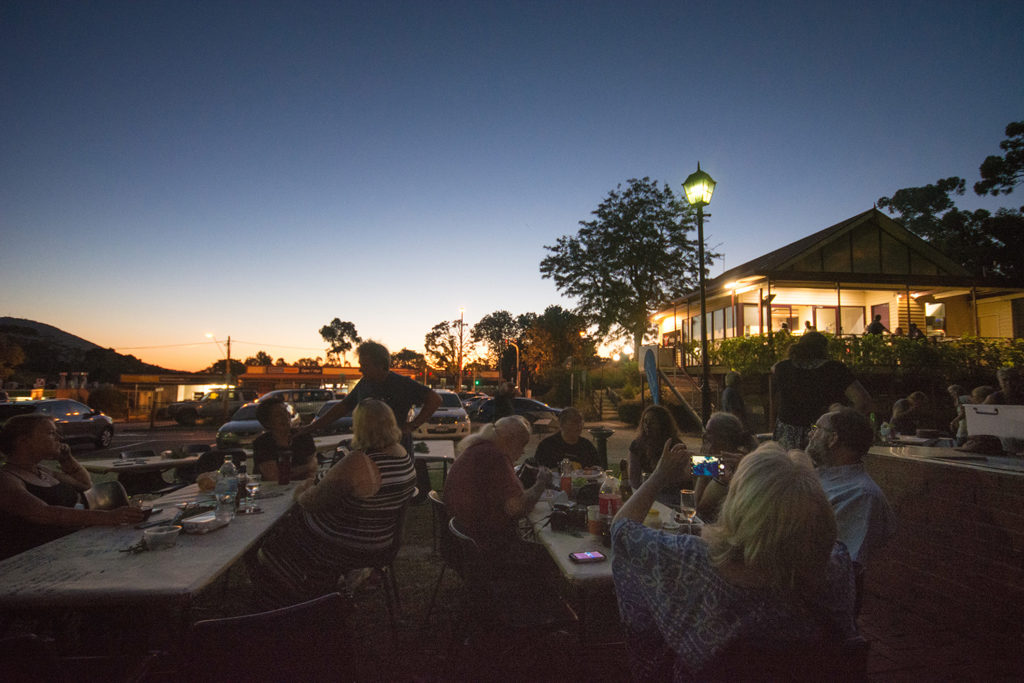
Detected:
left=569, top=551, right=607, bottom=563
left=691, top=455, right=722, bottom=477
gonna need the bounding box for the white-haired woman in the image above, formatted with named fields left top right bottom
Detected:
left=253, top=399, right=415, bottom=607
left=444, top=415, right=553, bottom=547
left=612, top=441, right=856, bottom=680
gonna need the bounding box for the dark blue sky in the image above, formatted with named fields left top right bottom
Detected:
left=2, top=1, right=1021, bottom=369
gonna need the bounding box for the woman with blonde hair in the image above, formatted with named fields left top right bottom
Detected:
left=612, top=441, right=856, bottom=680
left=253, top=399, right=415, bottom=607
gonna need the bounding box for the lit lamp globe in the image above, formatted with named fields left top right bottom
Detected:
left=683, top=163, right=716, bottom=207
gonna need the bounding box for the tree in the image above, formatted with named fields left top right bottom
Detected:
left=540, top=177, right=715, bottom=361
left=975, top=120, right=1024, bottom=196
left=424, top=321, right=459, bottom=378
left=0, top=335, right=25, bottom=381
left=319, top=319, right=362, bottom=365
left=244, top=351, right=273, bottom=366
left=522, top=306, right=595, bottom=379
left=295, top=357, right=322, bottom=369
left=391, top=348, right=426, bottom=370
left=202, top=359, right=247, bottom=376
left=471, top=310, right=527, bottom=368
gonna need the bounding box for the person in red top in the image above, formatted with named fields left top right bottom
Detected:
left=444, top=415, right=552, bottom=549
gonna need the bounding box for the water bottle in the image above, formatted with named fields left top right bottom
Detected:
left=599, top=469, right=622, bottom=517
left=214, top=455, right=239, bottom=522
left=559, top=458, right=572, bottom=494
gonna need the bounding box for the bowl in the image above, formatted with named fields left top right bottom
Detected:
left=143, top=525, right=182, bottom=550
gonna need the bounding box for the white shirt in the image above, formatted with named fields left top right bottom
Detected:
left=817, top=463, right=896, bottom=566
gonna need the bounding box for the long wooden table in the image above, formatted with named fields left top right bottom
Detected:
left=869, top=444, right=1024, bottom=474
left=0, top=482, right=296, bottom=618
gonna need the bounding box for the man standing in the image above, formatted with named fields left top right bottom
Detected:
left=805, top=408, right=895, bottom=567
left=865, top=315, right=888, bottom=335
left=306, top=341, right=441, bottom=503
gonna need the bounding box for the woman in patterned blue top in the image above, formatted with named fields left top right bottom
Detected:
left=252, top=399, right=415, bottom=608
left=611, top=441, right=856, bottom=681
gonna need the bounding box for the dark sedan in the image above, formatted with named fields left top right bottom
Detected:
left=0, top=399, right=114, bottom=448
left=473, top=397, right=562, bottom=432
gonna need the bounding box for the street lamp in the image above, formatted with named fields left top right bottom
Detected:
left=506, top=339, right=520, bottom=391
left=683, top=163, right=716, bottom=422
left=457, top=307, right=465, bottom=392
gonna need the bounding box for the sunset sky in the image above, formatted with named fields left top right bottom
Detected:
left=2, top=1, right=1021, bottom=371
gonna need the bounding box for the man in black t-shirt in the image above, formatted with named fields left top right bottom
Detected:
left=533, top=407, right=600, bottom=470
left=305, top=341, right=441, bottom=502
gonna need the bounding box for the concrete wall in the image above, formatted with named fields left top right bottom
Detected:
left=864, top=453, right=1024, bottom=634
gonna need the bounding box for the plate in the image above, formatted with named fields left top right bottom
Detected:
left=181, top=511, right=230, bottom=534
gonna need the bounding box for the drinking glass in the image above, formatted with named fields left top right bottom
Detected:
left=679, top=489, right=697, bottom=534
left=244, top=474, right=262, bottom=512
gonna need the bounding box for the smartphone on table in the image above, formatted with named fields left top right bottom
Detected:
left=569, top=550, right=607, bottom=563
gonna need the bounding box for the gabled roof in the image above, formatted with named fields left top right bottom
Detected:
left=669, top=208, right=981, bottom=305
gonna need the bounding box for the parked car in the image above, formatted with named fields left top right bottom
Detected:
left=0, top=399, right=114, bottom=448
left=167, top=388, right=258, bottom=426
left=215, top=401, right=300, bottom=449
left=412, top=389, right=472, bottom=440
left=473, top=397, right=562, bottom=432
left=462, top=394, right=490, bottom=418
left=256, top=388, right=334, bottom=423
left=310, top=400, right=355, bottom=453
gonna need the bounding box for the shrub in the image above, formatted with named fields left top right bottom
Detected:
left=88, top=384, right=128, bottom=419
left=617, top=400, right=643, bottom=425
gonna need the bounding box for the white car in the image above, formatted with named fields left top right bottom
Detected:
left=412, top=390, right=471, bottom=440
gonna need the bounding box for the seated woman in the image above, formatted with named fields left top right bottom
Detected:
left=252, top=399, right=415, bottom=608
left=533, top=407, right=600, bottom=470
left=251, top=396, right=318, bottom=481
left=612, top=442, right=856, bottom=680
left=692, top=412, right=758, bottom=522
left=627, top=404, right=691, bottom=495
left=0, top=414, right=147, bottom=560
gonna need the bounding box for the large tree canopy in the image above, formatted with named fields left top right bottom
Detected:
left=540, top=177, right=714, bottom=358
left=974, top=120, right=1024, bottom=196
left=878, top=121, right=1024, bottom=281
left=424, top=321, right=459, bottom=378
left=470, top=310, right=531, bottom=369
left=319, top=319, right=361, bottom=365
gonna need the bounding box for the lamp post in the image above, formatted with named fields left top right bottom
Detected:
left=683, top=163, right=716, bottom=423
left=457, top=306, right=465, bottom=392
left=506, top=339, right=520, bottom=391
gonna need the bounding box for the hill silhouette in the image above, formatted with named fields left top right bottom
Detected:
left=0, top=317, right=182, bottom=386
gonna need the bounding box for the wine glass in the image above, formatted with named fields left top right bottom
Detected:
left=244, top=474, right=262, bottom=512
left=679, top=489, right=697, bottom=535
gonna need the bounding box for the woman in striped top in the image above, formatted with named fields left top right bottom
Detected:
left=252, top=399, right=416, bottom=608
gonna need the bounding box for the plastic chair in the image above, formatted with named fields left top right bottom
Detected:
left=423, top=490, right=457, bottom=625
left=172, top=443, right=213, bottom=483
left=335, top=489, right=415, bottom=639
left=83, top=480, right=129, bottom=510
left=177, top=592, right=348, bottom=682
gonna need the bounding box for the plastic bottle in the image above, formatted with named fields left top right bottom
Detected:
left=559, top=458, right=572, bottom=494
left=236, top=463, right=248, bottom=507
left=599, top=469, right=622, bottom=516
left=214, top=455, right=239, bottom=522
